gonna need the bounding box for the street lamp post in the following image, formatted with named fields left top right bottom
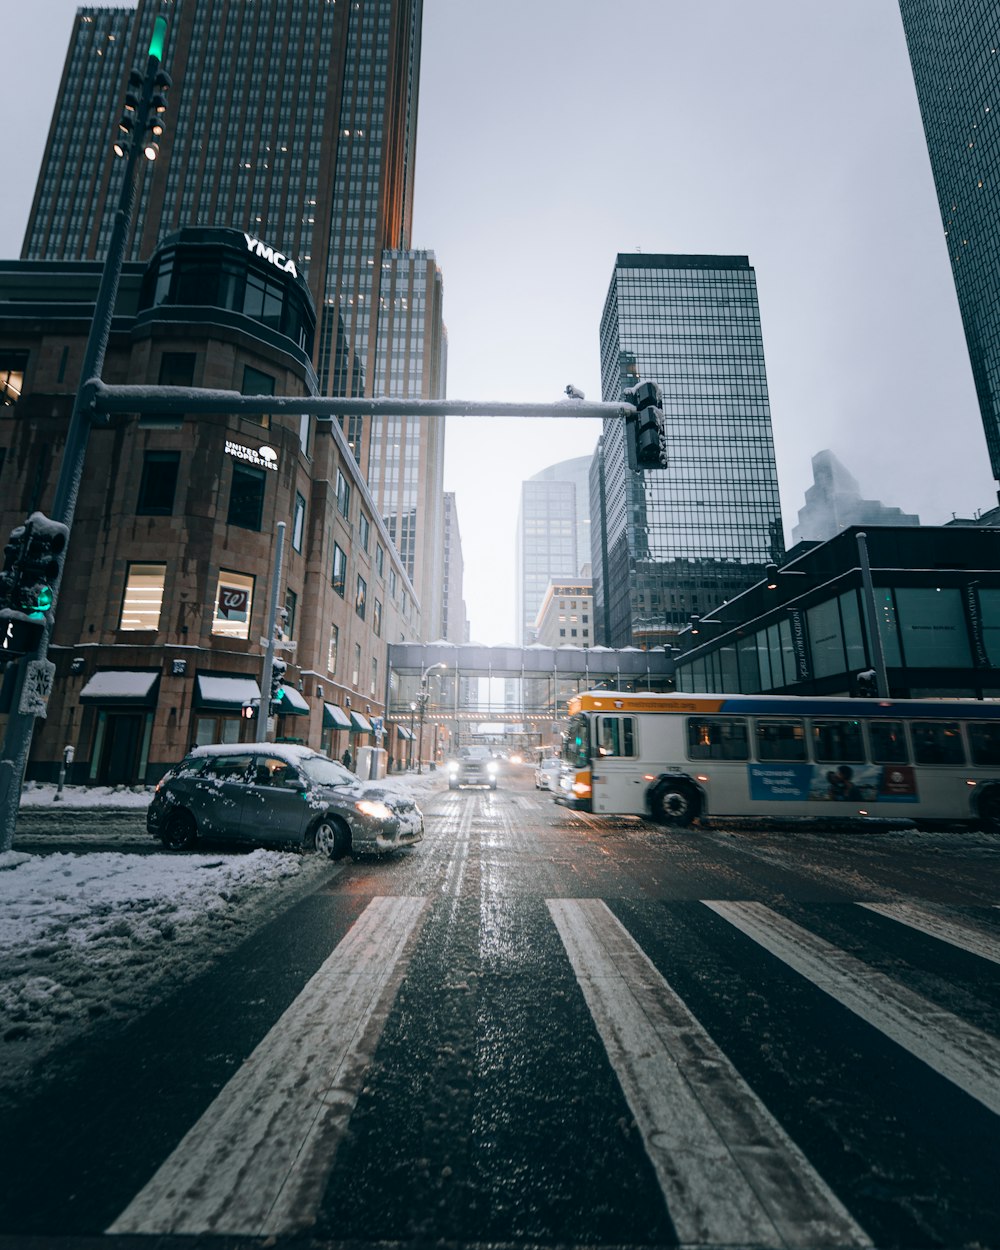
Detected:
left=0, top=18, right=171, bottom=853
left=408, top=701, right=416, bottom=770
left=415, top=662, right=446, bottom=775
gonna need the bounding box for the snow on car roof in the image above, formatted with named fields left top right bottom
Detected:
left=187, top=743, right=320, bottom=764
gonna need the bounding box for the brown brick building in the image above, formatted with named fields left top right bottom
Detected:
left=0, top=228, right=420, bottom=784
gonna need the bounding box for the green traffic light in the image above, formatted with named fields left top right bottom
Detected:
left=25, top=583, right=53, bottom=619
left=148, top=16, right=167, bottom=61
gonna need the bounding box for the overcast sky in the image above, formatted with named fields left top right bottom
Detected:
left=2, top=1, right=995, bottom=643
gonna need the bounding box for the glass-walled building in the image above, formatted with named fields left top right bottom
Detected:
left=673, top=527, right=1000, bottom=700
left=898, top=1, right=1000, bottom=489
left=594, top=253, right=784, bottom=648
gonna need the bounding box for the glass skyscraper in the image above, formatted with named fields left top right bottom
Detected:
left=515, top=456, right=592, bottom=644
left=594, top=253, right=784, bottom=648
left=898, top=1, right=1000, bottom=487
left=24, top=0, right=446, bottom=637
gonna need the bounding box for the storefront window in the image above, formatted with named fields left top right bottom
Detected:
left=808, top=599, right=845, bottom=679
left=895, top=587, right=970, bottom=668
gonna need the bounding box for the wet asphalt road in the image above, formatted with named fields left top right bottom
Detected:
left=3, top=767, right=1000, bottom=1250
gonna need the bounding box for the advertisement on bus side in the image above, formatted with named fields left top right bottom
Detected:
left=747, top=763, right=918, bottom=802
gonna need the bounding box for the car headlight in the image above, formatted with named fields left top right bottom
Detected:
left=355, top=799, right=393, bottom=821
left=487, top=762, right=498, bottom=774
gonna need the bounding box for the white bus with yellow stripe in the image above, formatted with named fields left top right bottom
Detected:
left=556, top=690, right=1000, bottom=828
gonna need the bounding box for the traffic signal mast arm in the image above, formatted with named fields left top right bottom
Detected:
left=88, top=381, right=638, bottom=423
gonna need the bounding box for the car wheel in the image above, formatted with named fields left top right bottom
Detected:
left=311, top=817, right=350, bottom=860
left=978, top=785, right=1000, bottom=832
left=650, top=783, right=699, bottom=827
left=161, top=808, right=196, bottom=851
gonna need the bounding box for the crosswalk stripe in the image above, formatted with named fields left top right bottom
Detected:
left=705, top=900, right=1000, bottom=1117
left=108, top=894, right=429, bottom=1238
left=858, top=900, right=1000, bottom=966
left=548, top=898, right=872, bottom=1248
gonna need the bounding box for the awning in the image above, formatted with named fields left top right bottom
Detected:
left=276, top=684, right=309, bottom=715
left=349, top=710, right=373, bottom=733
left=79, top=670, right=160, bottom=706
left=323, top=702, right=352, bottom=729
left=195, top=674, right=261, bottom=711
left=396, top=726, right=414, bottom=740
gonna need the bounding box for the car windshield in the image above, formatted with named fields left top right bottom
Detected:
left=298, top=754, right=357, bottom=787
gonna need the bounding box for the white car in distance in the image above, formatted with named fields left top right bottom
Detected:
left=535, top=757, right=563, bottom=792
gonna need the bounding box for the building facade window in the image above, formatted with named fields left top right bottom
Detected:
left=292, top=491, right=306, bottom=552
left=370, top=656, right=378, bottom=696
left=227, top=463, right=266, bottom=530
left=359, top=512, right=370, bottom=551
left=283, top=587, right=297, bottom=639
left=137, top=450, right=180, bottom=516
left=328, top=623, right=339, bottom=674
left=332, top=543, right=346, bottom=596
left=241, top=364, right=274, bottom=429
left=356, top=573, right=367, bottom=619
left=212, top=570, right=254, bottom=639
left=0, top=350, right=27, bottom=407
left=376, top=543, right=384, bottom=576
left=118, top=563, right=165, bottom=631
left=336, top=469, right=350, bottom=519
left=352, top=643, right=361, bottom=687
left=373, top=597, right=382, bottom=637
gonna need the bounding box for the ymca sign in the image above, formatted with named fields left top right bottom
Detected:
left=243, top=232, right=298, bottom=278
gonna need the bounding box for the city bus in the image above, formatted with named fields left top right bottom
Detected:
left=556, top=691, right=1000, bottom=829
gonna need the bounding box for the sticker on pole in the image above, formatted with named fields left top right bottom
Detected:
left=20, top=659, right=56, bottom=718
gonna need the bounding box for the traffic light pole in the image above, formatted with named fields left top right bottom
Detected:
left=256, top=522, right=286, bottom=744
left=0, top=22, right=168, bottom=854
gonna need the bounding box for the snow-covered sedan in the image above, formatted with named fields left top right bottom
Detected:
left=147, top=743, right=423, bottom=858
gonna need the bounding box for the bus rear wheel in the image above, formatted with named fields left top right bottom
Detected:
left=977, top=785, right=1000, bottom=832
left=650, top=783, right=699, bottom=828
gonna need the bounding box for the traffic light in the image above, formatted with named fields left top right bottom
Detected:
left=18, top=517, right=69, bottom=619
left=0, top=524, right=28, bottom=612
left=627, top=380, right=667, bottom=469
left=241, top=700, right=258, bottom=721
left=0, top=514, right=68, bottom=619
left=269, top=657, right=287, bottom=713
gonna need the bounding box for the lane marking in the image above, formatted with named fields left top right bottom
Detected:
left=706, top=900, right=1000, bottom=1117
left=548, top=898, right=871, bottom=1248
left=109, top=894, right=429, bottom=1238
left=858, top=900, right=1000, bottom=966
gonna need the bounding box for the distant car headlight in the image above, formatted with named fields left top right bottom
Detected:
left=356, top=799, right=393, bottom=821
left=487, top=762, right=498, bottom=774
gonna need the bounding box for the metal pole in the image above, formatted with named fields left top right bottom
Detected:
left=417, top=686, right=427, bottom=774
left=857, top=531, right=890, bottom=698
left=0, top=32, right=166, bottom=854
left=256, top=522, right=286, bottom=744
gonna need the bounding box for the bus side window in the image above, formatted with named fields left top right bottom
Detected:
left=596, top=716, right=637, bottom=758
left=811, top=720, right=865, bottom=763
left=968, top=722, right=1000, bottom=767
left=869, top=720, right=909, bottom=764
left=755, top=719, right=806, bottom=761
left=912, top=721, right=965, bottom=766
left=687, top=718, right=749, bottom=761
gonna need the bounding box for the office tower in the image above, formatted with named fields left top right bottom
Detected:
left=595, top=253, right=783, bottom=648
left=368, top=248, right=447, bottom=638
left=898, top=1, right=1000, bottom=488
left=515, top=455, right=592, bottom=644
left=23, top=0, right=444, bottom=634
left=792, top=449, right=920, bottom=544
left=441, top=492, right=468, bottom=643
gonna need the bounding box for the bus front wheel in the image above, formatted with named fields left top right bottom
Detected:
left=650, top=783, right=699, bottom=828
